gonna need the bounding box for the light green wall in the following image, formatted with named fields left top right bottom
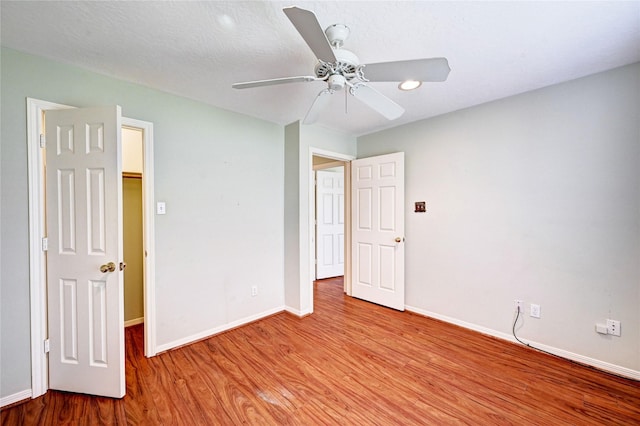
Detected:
left=283, top=122, right=302, bottom=310
left=358, top=63, right=640, bottom=373
left=1, top=47, right=285, bottom=399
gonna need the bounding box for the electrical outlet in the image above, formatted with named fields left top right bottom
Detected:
left=251, top=286, right=258, bottom=297
left=530, top=303, right=541, bottom=318
left=514, top=299, right=524, bottom=312
left=606, top=319, right=621, bottom=337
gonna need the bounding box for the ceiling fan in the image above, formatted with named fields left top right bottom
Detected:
left=232, top=6, right=451, bottom=124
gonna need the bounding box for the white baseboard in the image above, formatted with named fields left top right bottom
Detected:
left=124, top=317, right=144, bottom=327
left=405, top=305, right=640, bottom=381
left=1, top=389, right=32, bottom=408
left=284, top=306, right=311, bottom=318
left=155, top=306, right=285, bottom=354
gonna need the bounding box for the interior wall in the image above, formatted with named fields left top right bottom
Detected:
left=283, top=122, right=301, bottom=311
left=0, top=47, right=285, bottom=399
left=357, top=63, right=640, bottom=374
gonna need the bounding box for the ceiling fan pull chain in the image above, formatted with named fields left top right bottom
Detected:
left=345, top=88, right=348, bottom=115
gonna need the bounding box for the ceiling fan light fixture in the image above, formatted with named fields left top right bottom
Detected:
left=399, top=80, right=422, bottom=91
left=328, top=74, right=346, bottom=91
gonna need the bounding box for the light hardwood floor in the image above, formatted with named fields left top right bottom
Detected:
left=2, top=277, right=639, bottom=424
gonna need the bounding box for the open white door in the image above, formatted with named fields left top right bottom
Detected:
left=46, top=106, right=125, bottom=398
left=351, top=152, right=405, bottom=311
left=316, top=170, right=345, bottom=279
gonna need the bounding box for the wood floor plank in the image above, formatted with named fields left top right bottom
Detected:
left=2, top=276, right=638, bottom=425
left=167, top=347, right=233, bottom=424
left=124, top=324, right=163, bottom=425
left=188, top=336, right=285, bottom=424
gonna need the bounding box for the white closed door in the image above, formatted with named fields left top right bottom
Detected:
left=316, top=170, right=345, bottom=279
left=46, top=106, right=125, bottom=398
left=352, top=152, right=405, bottom=311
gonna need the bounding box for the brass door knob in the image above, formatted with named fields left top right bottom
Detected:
left=395, top=237, right=403, bottom=243
left=100, top=262, right=116, bottom=273
left=119, top=262, right=127, bottom=271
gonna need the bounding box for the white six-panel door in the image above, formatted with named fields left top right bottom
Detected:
left=351, top=152, right=405, bottom=311
left=316, top=170, right=345, bottom=279
left=45, top=106, right=125, bottom=398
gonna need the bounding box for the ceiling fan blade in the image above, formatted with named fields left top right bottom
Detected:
left=303, top=89, right=333, bottom=124
left=283, top=6, right=337, bottom=63
left=362, top=58, right=451, bottom=82
left=351, top=84, right=404, bottom=120
left=232, top=76, right=319, bottom=89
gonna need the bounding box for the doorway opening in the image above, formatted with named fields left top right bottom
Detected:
left=309, top=152, right=351, bottom=303
left=122, top=127, right=144, bottom=328
left=313, top=157, right=345, bottom=281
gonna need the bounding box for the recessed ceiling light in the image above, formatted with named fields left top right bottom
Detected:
left=398, top=80, right=422, bottom=91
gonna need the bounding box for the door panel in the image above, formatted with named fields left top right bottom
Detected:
left=316, top=170, right=345, bottom=279
left=46, top=106, right=125, bottom=398
left=352, top=152, right=405, bottom=311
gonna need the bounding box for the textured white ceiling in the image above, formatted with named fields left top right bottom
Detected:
left=2, top=1, right=639, bottom=136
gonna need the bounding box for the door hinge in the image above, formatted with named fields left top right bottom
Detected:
left=44, top=339, right=50, bottom=353
left=41, top=237, right=48, bottom=252
left=39, top=134, right=46, bottom=148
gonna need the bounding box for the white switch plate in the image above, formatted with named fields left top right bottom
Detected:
left=157, top=202, right=166, bottom=215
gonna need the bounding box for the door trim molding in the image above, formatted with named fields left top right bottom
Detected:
left=26, top=98, right=157, bottom=399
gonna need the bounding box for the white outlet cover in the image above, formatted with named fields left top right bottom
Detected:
left=606, top=319, right=621, bottom=336
left=530, top=304, right=541, bottom=318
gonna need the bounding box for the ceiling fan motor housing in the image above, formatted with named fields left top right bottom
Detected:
left=314, top=48, right=360, bottom=80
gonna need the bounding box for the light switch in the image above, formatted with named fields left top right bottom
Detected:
left=156, top=202, right=166, bottom=215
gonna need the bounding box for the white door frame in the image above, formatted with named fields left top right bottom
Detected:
left=26, top=98, right=157, bottom=399
left=308, top=147, right=354, bottom=313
